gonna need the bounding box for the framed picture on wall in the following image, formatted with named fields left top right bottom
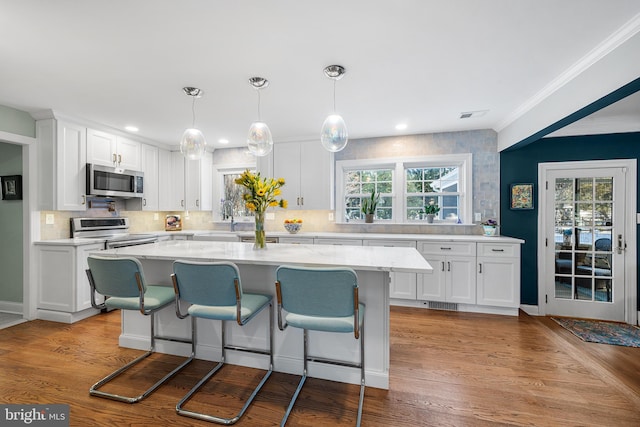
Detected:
left=1, top=175, right=22, bottom=200
left=510, top=183, right=534, bottom=210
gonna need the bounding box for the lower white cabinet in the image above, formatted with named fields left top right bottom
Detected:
left=364, top=239, right=417, bottom=300
left=477, top=243, right=521, bottom=308
left=417, top=242, right=476, bottom=304
left=35, top=243, right=104, bottom=323
left=279, top=236, right=315, bottom=244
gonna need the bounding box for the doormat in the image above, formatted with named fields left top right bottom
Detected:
left=552, top=317, right=640, bottom=348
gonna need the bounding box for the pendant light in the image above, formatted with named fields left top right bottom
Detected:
left=321, top=65, right=348, bottom=152
left=180, top=87, right=206, bottom=160
left=247, top=77, right=273, bottom=157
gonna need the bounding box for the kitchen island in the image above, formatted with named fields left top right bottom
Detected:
left=94, top=240, right=432, bottom=389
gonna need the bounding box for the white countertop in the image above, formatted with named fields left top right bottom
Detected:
left=34, top=230, right=524, bottom=246
left=95, top=240, right=433, bottom=274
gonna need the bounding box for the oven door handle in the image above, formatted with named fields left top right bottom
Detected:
left=107, top=238, right=157, bottom=249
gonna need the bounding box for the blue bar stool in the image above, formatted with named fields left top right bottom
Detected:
left=86, top=255, right=193, bottom=403
left=171, top=260, right=274, bottom=425
left=275, top=265, right=366, bottom=426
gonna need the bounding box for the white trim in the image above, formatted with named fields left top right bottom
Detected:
left=537, top=159, right=637, bottom=325
left=335, top=154, right=473, bottom=224
left=0, top=131, right=35, bottom=145
left=496, top=13, right=640, bottom=133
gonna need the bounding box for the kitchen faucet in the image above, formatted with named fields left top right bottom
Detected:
left=223, top=200, right=238, bottom=232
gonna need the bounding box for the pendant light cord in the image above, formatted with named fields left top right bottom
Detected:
left=333, top=79, right=337, bottom=113
left=256, top=90, right=262, bottom=121
left=192, top=96, right=198, bottom=128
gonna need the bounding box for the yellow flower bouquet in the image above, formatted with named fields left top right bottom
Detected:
left=234, top=170, right=287, bottom=248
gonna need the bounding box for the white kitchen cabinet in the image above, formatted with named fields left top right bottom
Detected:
left=186, top=151, right=213, bottom=211
left=476, top=242, right=521, bottom=308
left=314, top=238, right=363, bottom=246
left=126, top=144, right=159, bottom=211
left=36, top=118, right=87, bottom=211
left=87, top=128, right=141, bottom=170
left=161, top=151, right=212, bottom=211
left=273, top=140, right=333, bottom=210
left=364, top=239, right=417, bottom=300
left=35, top=242, right=104, bottom=323
left=279, top=236, right=315, bottom=244
left=418, top=242, right=476, bottom=304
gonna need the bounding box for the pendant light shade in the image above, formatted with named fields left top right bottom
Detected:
left=180, top=128, right=206, bottom=160
left=247, top=77, right=273, bottom=157
left=321, top=114, right=348, bottom=152
left=321, top=65, right=348, bottom=152
left=180, top=87, right=206, bottom=160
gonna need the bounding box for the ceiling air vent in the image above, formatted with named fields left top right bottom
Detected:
left=459, top=109, right=489, bottom=119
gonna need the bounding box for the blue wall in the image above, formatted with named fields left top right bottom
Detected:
left=500, top=132, right=640, bottom=306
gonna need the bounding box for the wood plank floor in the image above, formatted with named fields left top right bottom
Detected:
left=1, top=307, right=639, bottom=426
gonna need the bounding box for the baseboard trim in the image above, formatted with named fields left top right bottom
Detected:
left=0, top=300, right=23, bottom=314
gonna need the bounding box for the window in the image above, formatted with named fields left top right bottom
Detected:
left=336, top=154, right=472, bottom=224
left=214, top=165, right=256, bottom=222
left=344, top=168, right=393, bottom=221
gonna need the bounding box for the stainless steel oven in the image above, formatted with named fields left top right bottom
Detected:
left=71, top=217, right=157, bottom=249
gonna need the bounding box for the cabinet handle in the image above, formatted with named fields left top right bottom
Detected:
left=447, top=262, right=451, bottom=272
left=479, top=263, right=483, bottom=273
left=440, top=247, right=452, bottom=251
left=81, top=195, right=86, bottom=205
left=112, top=153, right=117, bottom=163
left=491, top=249, right=504, bottom=252
left=441, top=261, right=445, bottom=271
left=143, top=198, right=147, bottom=207
left=118, top=154, right=122, bottom=164
left=196, top=199, right=200, bottom=207
left=181, top=200, right=184, bottom=207
left=300, top=197, right=304, bottom=205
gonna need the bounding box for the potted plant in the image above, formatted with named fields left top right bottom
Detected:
left=423, top=199, right=440, bottom=223
left=361, top=190, right=380, bottom=223
left=481, top=218, right=498, bottom=236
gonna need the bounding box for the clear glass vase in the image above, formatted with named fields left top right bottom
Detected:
left=254, top=211, right=266, bottom=250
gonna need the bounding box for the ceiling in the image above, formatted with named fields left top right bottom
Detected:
left=1, top=1, right=639, bottom=150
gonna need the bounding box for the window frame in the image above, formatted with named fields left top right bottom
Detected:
left=335, top=154, right=473, bottom=224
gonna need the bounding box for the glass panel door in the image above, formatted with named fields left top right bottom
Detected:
left=546, top=167, right=625, bottom=322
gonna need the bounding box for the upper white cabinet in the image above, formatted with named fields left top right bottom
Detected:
left=127, top=144, right=159, bottom=211
left=87, top=128, right=141, bottom=171
left=36, top=118, right=87, bottom=211
left=186, top=151, right=213, bottom=211
left=273, top=141, right=333, bottom=210
left=417, top=241, right=476, bottom=304
left=160, top=151, right=212, bottom=211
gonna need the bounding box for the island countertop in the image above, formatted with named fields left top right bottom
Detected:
left=96, top=240, right=433, bottom=274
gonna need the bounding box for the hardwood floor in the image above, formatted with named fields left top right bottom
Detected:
left=1, top=307, right=639, bottom=426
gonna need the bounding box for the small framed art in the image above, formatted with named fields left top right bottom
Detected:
left=1, top=175, right=22, bottom=200
left=510, top=183, right=534, bottom=210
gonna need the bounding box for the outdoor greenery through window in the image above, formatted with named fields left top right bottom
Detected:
left=336, top=154, right=472, bottom=224
left=406, top=167, right=460, bottom=221
left=345, top=169, right=393, bottom=221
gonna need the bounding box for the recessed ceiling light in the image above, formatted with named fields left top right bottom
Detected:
left=218, top=139, right=229, bottom=144
left=125, top=126, right=139, bottom=132
left=395, top=123, right=408, bottom=130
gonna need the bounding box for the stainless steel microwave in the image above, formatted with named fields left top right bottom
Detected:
left=86, top=163, right=143, bottom=198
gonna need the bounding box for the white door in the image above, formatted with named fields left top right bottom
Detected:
left=544, top=166, right=626, bottom=321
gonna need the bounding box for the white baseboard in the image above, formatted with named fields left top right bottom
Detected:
left=37, top=308, right=101, bottom=324
left=0, top=300, right=23, bottom=314
left=519, top=305, right=539, bottom=316
left=390, top=299, right=519, bottom=316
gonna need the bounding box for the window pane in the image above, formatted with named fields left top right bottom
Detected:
left=405, top=166, right=460, bottom=222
